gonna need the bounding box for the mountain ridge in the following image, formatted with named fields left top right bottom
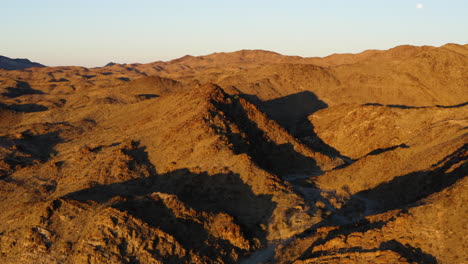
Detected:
left=0, top=55, right=45, bottom=70
left=0, top=43, right=466, bottom=264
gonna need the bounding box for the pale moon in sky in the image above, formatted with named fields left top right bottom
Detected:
left=417, top=3, right=424, bottom=9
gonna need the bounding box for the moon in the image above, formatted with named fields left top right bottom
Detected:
left=417, top=3, right=424, bottom=9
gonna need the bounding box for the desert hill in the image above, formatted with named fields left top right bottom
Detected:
left=0, top=55, right=45, bottom=71
left=0, top=43, right=466, bottom=263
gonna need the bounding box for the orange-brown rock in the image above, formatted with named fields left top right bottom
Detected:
left=0, top=43, right=466, bottom=263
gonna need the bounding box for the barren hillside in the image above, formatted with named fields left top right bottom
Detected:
left=0, top=43, right=466, bottom=264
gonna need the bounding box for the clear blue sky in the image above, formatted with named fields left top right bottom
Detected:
left=1, top=0, right=467, bottom=67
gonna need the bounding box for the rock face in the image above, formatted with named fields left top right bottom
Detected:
left=0, top=43, right=466, bottom=264
left=0, top=56, right=45, bottom=70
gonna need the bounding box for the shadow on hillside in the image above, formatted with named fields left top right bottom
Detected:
left=331, top=143, right=411, bottom=170
left=295, top=217, right=390, bottom=254
left=365, top=143, right=409, bottom=157
left=82, top=74, right=96, bottom=79
left=117, top=77, right=131, bottom=82
left=49, top=78, right=69, bottom=82
left=339, top=144, right=467, bottom=217
left=112, top=194, right=238, bottom=261
left=122, top=141, right=157, bottom=176
left=241, top=91, right=349, bottom=161
left=210, top=92, right=325, bottom=176
left=293, top=217, right=394, bottom=262
left=436, top=102, right=468, bottom=108
left=2, top=103, right=48, bottom=113
left=66, top=168, right=276, bottom=246
left=1, top=81, right=44, bottom=98
left=283, top=145, right=466, bottom=263
left=294, top=213, right=440, bottom=263
left=364, top=102, right=467, bottom=109
left=1, top=131, right=63, bottom=171
left=136, top=94, right=159, bottom=99
left=304, top=239, right=438, bottom=264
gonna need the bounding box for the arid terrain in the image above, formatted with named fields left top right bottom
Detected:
left=0, top=43, right=467, bottom=264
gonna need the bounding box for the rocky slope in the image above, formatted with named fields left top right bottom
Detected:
left=0, top=43, right=466, bottom=264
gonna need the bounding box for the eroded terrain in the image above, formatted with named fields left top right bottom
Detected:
left=0, top=43, right=467, bottom=263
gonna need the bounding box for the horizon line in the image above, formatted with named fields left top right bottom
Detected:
left=2, top=42, right=466, bottom=69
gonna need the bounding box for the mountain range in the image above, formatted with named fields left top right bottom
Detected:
left=0, top=43, right=466, bottom=264
left=0, top=55, right=45, bottom=70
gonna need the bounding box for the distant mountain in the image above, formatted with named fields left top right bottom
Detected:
left=0, top=55, right=45, bottom=70
left=104, top=62, right=118, bottom=67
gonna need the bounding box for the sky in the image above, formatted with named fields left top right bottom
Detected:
left=1, top=0, right=467, bottom=67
